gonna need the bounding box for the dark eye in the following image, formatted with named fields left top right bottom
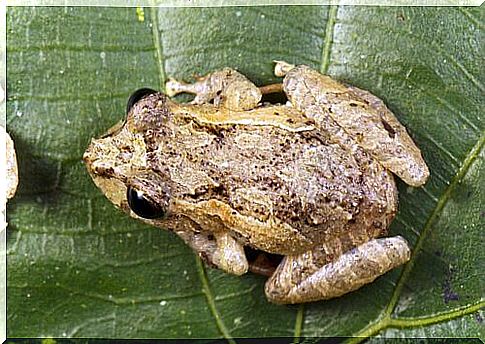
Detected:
left=126, top=88, right=158, bottom=115
left=126, top=186, right=166, bottom=219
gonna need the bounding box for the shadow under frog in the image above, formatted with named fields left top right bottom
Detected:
left=83, top=61, right=429, bottom=304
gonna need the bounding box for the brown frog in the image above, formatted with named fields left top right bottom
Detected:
left=83, top=61, right=429, bottom=304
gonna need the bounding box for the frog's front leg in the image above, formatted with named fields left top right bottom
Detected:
left=175, top=227, right=248, bottom=276
left=265, top=236, right=410, bottom=304
left=166, top=68, right=262, bottom=111
left=212, top=232, right=248, bottom=275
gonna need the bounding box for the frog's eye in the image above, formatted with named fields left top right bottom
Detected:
left=126, top=186, right=166, bottom=219
left=126, top=88, right=158, bottom=115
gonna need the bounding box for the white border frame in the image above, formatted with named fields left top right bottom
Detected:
left=1, top=1, right=482, bottom=342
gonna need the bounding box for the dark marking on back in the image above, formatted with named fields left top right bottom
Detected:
left=381, top=118, right=396, bottom=138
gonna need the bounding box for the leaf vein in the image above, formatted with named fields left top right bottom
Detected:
left=56, top=283, right=204, bottom=305
left=255, top=7, right=327, bottom=40
left=420, top=185, right=439, bottom=203
left=393, top=74, right=481, bottom=133
left=394, top=217, right=420, bottom=237
left=458, top=7, right=483, bottom=30
left=390, top=300, right=485, bottom=328
left=346, top=300, right=484, bottom=343
left=335, top=17, right=484, bottom=93
left=320, top=5, right=338, bottom=74
left=293, top=304, right=305, bottom=343
left=195, top=256, right=235, bottom=344
left=9, top=92, right=128, bottom=102
left=214, top=284, right=257, bottom=302
left=68, top=312, right=117, bottom=337
left=87, top=254, right=185, bottom=270
left=420, top=131, right=461, bottom=166
left=7, top=45, right=155, bottom=53
left=87, top=198, right=93, bottom=231
left=6, top=230, right=22, bottom=255
left=164, top=44, right=320, bottom=67
left=150, top=6, right=166, bottom=90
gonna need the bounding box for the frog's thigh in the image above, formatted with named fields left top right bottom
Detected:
left=265, top=236, right=410, bottom=304
left=166, top=68, right=261, bottom=111
left=347, top=85, right=390, bottom=113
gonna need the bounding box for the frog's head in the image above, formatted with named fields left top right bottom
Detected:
left=83, top=89, right=175, bottom=224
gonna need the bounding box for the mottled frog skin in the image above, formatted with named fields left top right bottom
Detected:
left=84, top=61, right=429, bottom=304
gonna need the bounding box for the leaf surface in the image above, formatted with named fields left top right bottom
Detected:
left=6, top=5, right=483, bottom=340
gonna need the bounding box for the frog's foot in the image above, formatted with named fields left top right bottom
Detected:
left=264, top=236, right=410, bottom=304
left=165, top=68, right=262, bottom=111
left=345, top=85, right=430, bottom=186
left=213, top=232, right=248, bottom=276
left=175, top=228, right=248, bottom=275
left=166, top=78, right=199, bottom=98
left=274, top=60, right=296, bottom=77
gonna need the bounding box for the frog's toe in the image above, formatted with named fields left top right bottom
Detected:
left=213, top=232, right=249, bottom=276
left=165, top=77, right=186, bottom=97
left=274, top=60, right=296, bottom=77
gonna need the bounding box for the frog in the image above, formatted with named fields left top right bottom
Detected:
left=2, top=126, right=19, bottom=231
left=83, top=61, right=429, bottom=304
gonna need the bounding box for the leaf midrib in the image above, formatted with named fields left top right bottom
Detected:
left=150, top=6, right=165, bottom=90
left=320, top=5, right=338, bottom=75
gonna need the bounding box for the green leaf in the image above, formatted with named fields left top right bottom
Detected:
left=6, top=5, right=483, bottom=340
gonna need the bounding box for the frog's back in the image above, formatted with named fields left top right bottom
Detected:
left=145, top=96, right=398, bottom=254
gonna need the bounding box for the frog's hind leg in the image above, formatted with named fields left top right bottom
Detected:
left=265, top=236, right=410, bottom=304
left=258, top=83, right=284, bottom=95
left=273, top=60, right=429, bottom=187
left=165, top=68, right=262, bottom=111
